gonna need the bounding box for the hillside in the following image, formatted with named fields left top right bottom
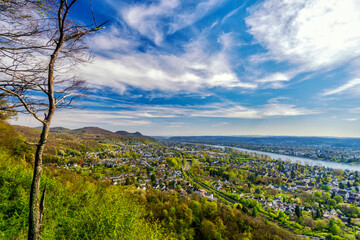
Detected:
left=0, top=152, right=166, bottom=239
left=14, top=125, right=152, bottom=163
left=116, top=130, right=144, bottom=137
left=49, top=127, right=71, bottom=133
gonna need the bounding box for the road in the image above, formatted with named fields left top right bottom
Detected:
left=183, top=159, right=192, bottom=171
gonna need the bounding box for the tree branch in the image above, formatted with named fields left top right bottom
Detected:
left=0, top=87, right=45, bottom=124
left=55, top=92, right=73, bottom=105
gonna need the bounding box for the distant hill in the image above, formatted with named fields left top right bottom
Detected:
left=15, top=125, right=41, bottom=139
left=116, top=130, right=143, bottom=137
left=13, top=125, right=152, bottom=163
left=49, top=127, right=70, bottom=133
left=15, top=125, right=149, bottom=144
left=71, top=127, right=117, bottom=136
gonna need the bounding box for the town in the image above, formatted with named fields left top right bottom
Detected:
left=45, top=141, right=360, bottom=239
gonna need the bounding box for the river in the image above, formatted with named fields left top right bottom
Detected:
left=212, top=145, right=360, bottom=172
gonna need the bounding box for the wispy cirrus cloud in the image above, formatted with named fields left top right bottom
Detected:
left=10, top=110, right=152, bottom=130
left=221, top=3, right=245, bottom=24
left=113, top=0, right=227, bottom=45
left=322, top=78, right=360, bottom=96
left=168, top=0, right=227, bottom=34
left=78, top=101, right=317, bottom=120
left=81, top=33, right=256, bottom=93
left=120, top=0, right=179, bottom=45
left=246, top=0, right=360, bottom=70
left=87, top=26, right=140, bottom=53
left=12, top=100, right=317, bottom=132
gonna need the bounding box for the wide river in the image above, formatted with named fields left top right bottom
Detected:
left=212, top=145, right=360, bottom=172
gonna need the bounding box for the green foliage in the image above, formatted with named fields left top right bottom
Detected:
left=130, top=190, right=297, bottom=240
left=167, top=157, right=181, bottom=170
left=0, top=98, right=16, bottom=120
left=321, top=185, right=330, bottom=191
left=0, top=120, right=33, bottom=160
left=333, top=195, right=343, bottom=204
left=0, top=152, right=167, bottom=240
left=200, top=219, right=217, bottom=240
left=251, top=207, right=259, bottom=217
left=327, top=199, right=337, bottom=207
left=328, top=219, right=341, bottom=236
left=295, top=205, right=301, bottom=219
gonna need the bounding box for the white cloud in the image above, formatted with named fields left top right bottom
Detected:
left=86, top=101, right=316, bottom=119
left=345, top=118, right=359, bottom=122
left=121, top=0, right=179, bottom=45
left=212, top=121, right=229, bottom=127
left=256, top=72, right=289, bottom=83
left=322, top=78, right=360, bottom=96
left=86, top=26, right=139, bottom=52
left=80, top=36, right=256, bottom=93
left=254, top=73, right=292, bottom=90
left=221, top=1, right=248, bottom=24
left=187, top=103, right=316, bottom=119
left=168, top=0, right=226, bottom=34
left=10, top=110, right=152, bottom=130
left=117, top=0, right=226, bottom=45
left=246, top=0, right=360, bottom=70
left=11, top=101, right=317, bottom=133
left=251, top=72, right=294, bottom=89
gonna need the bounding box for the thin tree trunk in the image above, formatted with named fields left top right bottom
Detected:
left=25, top=1, right=104, bottom=238
left=28, top=36, right=58, bottom=240
left=27, top=122, right=49, bottom=240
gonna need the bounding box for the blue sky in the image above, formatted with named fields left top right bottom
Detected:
left=15, top=0, right=360, bottom=137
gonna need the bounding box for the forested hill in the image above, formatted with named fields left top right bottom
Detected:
left=13, top=125, right=152, bottom=163
left=16, top=125, right=149, bottom=142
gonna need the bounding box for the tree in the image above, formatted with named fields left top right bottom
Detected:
left=328, top=199, right=337, bottom=207
left=315, top=209, right=322, bottom=219
left=200, top=219, right=217, bottom=240
left=321, top=185, right=330, bottom=192
left=0, top=95, right=16, bottom=120
left=251, top=206, right=259, bottom=217
left=302, top=216, right=315, bottom=230
left=334, top=195, right=343, bottom=204
left=328, top=219, right=341, bottom=235
left=295, top=205, right=301, bottom=219
left=151, top=174, right=156, bottom=183
left=0, top=1, right=105, bottom=239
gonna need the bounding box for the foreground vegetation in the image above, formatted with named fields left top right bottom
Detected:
left=0, top=154, right=165, bottom=238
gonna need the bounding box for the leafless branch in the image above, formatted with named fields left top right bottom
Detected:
left=0, top=86, right=45, bottom=123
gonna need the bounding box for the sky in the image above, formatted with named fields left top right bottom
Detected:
left=13, top=0, right=360, bottom=137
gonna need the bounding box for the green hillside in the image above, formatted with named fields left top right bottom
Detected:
left=13, top=125, right=153, bottom=164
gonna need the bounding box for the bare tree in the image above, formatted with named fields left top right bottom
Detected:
left=0, top=1, right=105, bottom=239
